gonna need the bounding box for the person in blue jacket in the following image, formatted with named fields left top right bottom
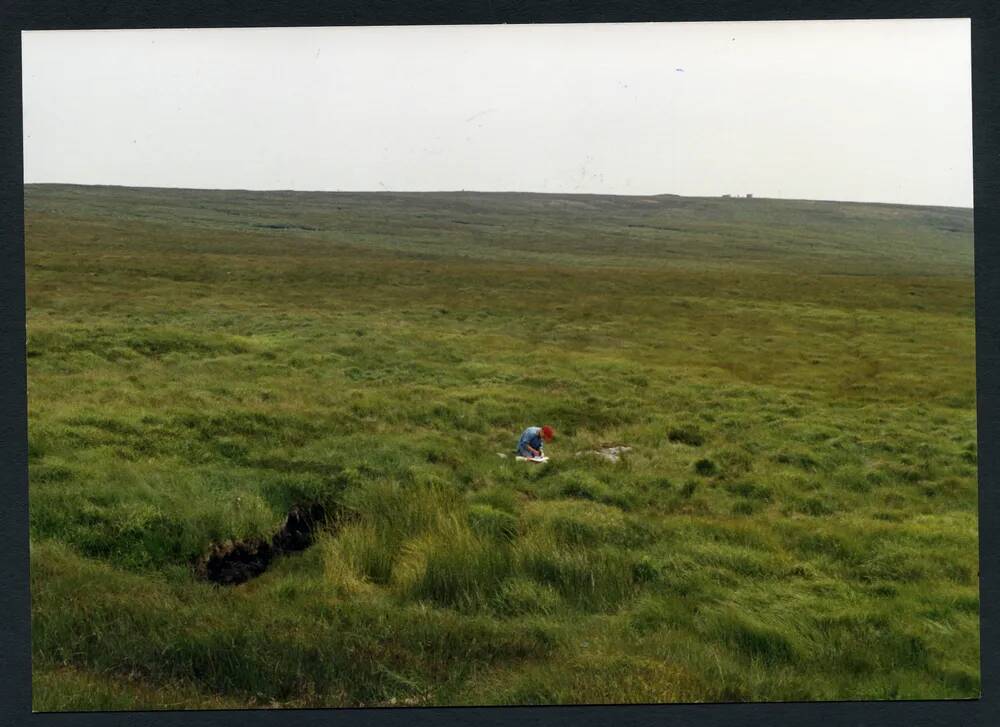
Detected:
left=516, top=425, right=554, bottom=458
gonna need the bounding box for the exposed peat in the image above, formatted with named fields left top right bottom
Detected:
left=198, top=503, right=328, bottom=586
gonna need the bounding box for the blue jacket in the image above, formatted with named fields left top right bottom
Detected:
left=517, top=427, right=544, bottom=456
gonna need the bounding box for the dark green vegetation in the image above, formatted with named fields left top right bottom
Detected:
left=26, top=184, right=978, bottom=709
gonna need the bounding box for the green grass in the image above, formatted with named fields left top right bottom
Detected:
left=26, top=183, right=978, bottom=709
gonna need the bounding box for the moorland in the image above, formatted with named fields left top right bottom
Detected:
left=25, top=184, right=978, bottom=709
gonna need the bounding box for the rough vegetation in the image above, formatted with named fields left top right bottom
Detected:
left=26, top=184, right=978, bottom=709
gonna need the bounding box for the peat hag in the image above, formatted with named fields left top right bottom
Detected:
left=199, top=503, right=328, bottom=586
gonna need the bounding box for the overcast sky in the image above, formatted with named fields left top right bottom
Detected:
left=22, top=20, right=972, bottom=207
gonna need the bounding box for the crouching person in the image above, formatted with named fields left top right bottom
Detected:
left=517, top=425, right=554, bottom=459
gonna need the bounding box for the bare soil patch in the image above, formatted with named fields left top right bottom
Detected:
left=198, top=503, right=328, bottom=586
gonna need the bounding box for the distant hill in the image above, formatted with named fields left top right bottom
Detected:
left=24, top=183, right=973, bottom=275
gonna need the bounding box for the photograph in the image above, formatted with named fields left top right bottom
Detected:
left=22, top=19, right=979, bottom=711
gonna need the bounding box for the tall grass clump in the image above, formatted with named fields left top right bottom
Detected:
left=394, top=515, right=513, bottom=611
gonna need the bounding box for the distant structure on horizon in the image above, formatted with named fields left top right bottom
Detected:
left=721, top=193, right=754, bottom=199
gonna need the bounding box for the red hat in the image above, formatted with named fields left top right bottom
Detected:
left=541, top=426, right=555, bottom=441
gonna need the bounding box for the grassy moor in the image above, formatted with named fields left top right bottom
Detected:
left=25, top=184, right=978, bottom=709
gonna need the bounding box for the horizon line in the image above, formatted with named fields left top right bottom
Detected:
left=22, top=181, right=974, bottom=211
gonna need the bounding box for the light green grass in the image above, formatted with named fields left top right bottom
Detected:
left=26, top=184, right=978, bottom=709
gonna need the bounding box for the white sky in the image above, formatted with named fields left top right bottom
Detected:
left=22, top=20, right=973, bottom=207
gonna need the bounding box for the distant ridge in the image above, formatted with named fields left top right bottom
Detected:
left=22, top=182, right=972, bottom=212
left=23, top=182, right=973, bottom=278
